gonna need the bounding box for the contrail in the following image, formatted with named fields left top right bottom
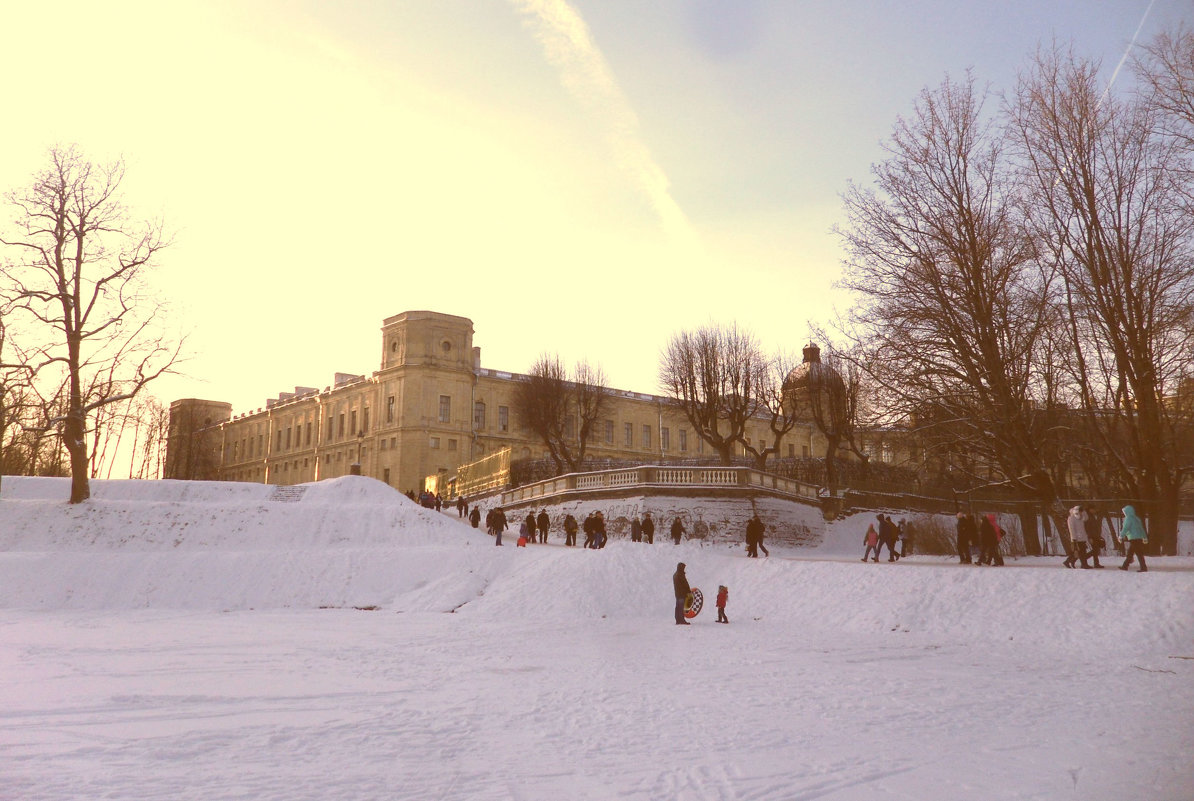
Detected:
left=1101, top=0, right=1156, bottom=104
left=510, top=0, right=698, bottom=248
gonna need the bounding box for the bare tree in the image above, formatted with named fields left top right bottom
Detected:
left=837, top=72, right=1060, bottom=536
left=1, top=146, right=181, bottom=503
left=741, top=350, right=806, bottom=470
left=512, top=354, right=610, bottom=474
left=1011, top=45, right=1194, bottom=553
left=659, top=323, right=765, bottom=465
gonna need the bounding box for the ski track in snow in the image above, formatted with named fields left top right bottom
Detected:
left=1, top=475, right=1192, bottom=801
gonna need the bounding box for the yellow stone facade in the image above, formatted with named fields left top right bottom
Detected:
left=169, top=310, right=840, bottom=493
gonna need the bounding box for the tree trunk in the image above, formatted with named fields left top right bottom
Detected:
left=64, top=411, right=90, bottom=503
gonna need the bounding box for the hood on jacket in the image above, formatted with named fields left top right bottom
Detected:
left=1069, top=506, right=1084, bottom=518
left=1123, top=505, right=1138, bottom=518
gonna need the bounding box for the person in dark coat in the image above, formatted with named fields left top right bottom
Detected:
left=642, top=513, right=655, bottom=544
left=491, top=507, right=508, bottom=546
left=1084, top=509, right=1105, bottom=568
left=582, top=513, right=596, bottom=548
left=630, top=517, right=642, bottom=542
left=956, top=512, right=975, bottom=564
left=469, top=506, right=481, bottom=528
left=594, top=511, right=608, bottom=548
left=671, top=517, right=685, bottom=545
left=874, top=515, right=895, bottom=561
left=536, top=509, right=550, bottom=543
left=978, top=513, right=1004, bottom=565
left=564, top=513, right=578, bottom=547
left=524, top=512, right=537, bottom=544
left=456, top=496, right=466, bottom=517
left=673, top=563, right=691, bottom=625
left=754, top=517, right=769, bottom=557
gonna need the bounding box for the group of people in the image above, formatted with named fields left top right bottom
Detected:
left=954, top=512, right=1005, bottom=566
left=1065, top=504, right=1149, bottom=572
left=862, top=514, right=910, bottom=562
left=671, top=562, right=730, bottom=625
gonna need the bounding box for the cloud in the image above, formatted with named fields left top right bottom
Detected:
left=510, top=0, right=699, bottom=249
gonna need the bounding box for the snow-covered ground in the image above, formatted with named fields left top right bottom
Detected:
left=1, top=476, right=1191, bottom=801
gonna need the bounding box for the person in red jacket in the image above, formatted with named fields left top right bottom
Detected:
left=716, top=585, right=729, bottom=624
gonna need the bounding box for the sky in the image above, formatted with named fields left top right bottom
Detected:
left=1, top=0, right=1190, bottom=416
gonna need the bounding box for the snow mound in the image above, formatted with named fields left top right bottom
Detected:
left=1, top=477, right=1191, bottom=659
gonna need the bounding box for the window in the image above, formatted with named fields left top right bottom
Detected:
left=305, top=422, right=312, bottom=446
left=383, top=468, right=390, bottom=485
left=624, top=422, right=633, bottom=447
left=386, top=395, right=395, bottom=423
left=802, top=445, right=810, bottom=458
left=604, top=419, right=613, bottom=444
left=351, top=410, right=358, bottom=436
left=257, top=434, right=263, bottom=455
left=430, top=436, right=441, bottom=449
left=327, top=416, right=334, bottom=440
left=285, top=428, right=292, bottom=450
left=679, top=430, right=688, bottom=452
left=380, top=439, right=386, bottom=450
left=787, top=443, right=795, bottom=458
left=474, top=401, right=486, bottom=429
left=448, top=439, right=457, bottom=451
left=276, top=430, right=282, bottom=451
left=338, top=413, right=345, bottom=438
left=565, top=415, right=576, bottom=440
left=439, top=395, right=451, bottom=423
left=498, top=406, right=509, bottom=432
left=661, top=427, right=670, bottom=451
left=363, top=408, right=370, bottom=432
left=642, top=425, right=651, bottom=449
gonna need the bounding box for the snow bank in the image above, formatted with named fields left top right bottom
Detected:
left=1, top=476, right=1190, bottom=657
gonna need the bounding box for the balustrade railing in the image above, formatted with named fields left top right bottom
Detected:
left=498, top=465, right=819, bottom=506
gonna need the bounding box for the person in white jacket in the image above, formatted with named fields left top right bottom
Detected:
left=1063, top=505, right=1091, bottom=569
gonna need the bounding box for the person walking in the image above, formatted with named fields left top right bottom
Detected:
left=715, top=585, right=729, bottom=624
left=524, top=512, right=537, bottom=545
left=956, top=512, right=975, bottom=564
left=469, top=505, right=481, bottom=529
left=1085, top=509, right=1105, bottom=568
left=491, top=507, right=507, bottom=546
left=754, top=517, right=769, bottom=557
left=642, top=513, right=655, bottom=544
left=456, top=496, right=466, bottom=518
left=898, top=518, right=910, bottom=557
left=563, top=513, right=578, bottom=547
left=1063, top=506, right=1091, bottom=569
left=673, top=563, right=691, bottom=625
left=536, top=509, right=550, bottom=543
left=978, top=513, right=1004, bottom=566
left=594, top=511, right=608, bottom=548
left=862, top=522, right=880, bottom=562
left=745, top=517, right=758, bottom=558
left=671, top=517, right=685, bottom=545
left=1118, top=505, right=1149, bottom=572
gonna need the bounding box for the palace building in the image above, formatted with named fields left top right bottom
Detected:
left=166, top=310, right=840, bottom=494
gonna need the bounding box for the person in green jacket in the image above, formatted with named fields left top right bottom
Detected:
left=1118, top=505, right=1148, bottom=573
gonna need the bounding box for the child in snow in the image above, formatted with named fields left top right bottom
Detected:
left=716, top=585, right=729, bottom=624
left=862, top=523, right=880, bottom=562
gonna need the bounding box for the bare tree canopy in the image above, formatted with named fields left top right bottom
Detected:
left=658, top=322, right=765, bottom=465
left=512, top=354, right=610, bottom=474
left=837, top=72, right=1059, bottom=514
left=1010, top=44, right=1194, bottom=552
left=1, top=146, right=181, bottom=503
